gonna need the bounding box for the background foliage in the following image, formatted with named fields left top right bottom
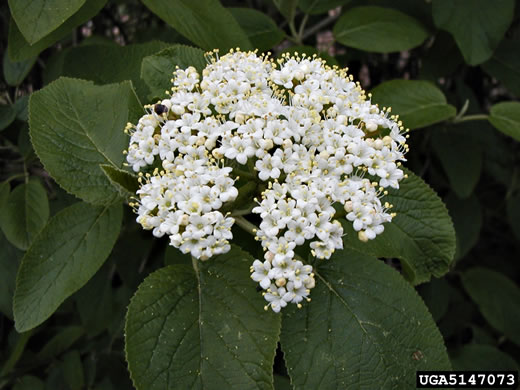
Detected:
left=0, top=0, right=519, bottom=389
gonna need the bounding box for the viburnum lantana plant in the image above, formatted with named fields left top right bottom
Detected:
left=125, top=49, right=409, bottom=312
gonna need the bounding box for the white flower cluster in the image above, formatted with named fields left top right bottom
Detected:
left=126, top=49, right=408, bottom=312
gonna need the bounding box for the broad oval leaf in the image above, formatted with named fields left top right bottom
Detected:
left=482, top=39, right=520, bottom=98
left=8, top=0, right=85, bottom=45
left=0, top=233, right=23, bottom=319
left=141, top=45, right=206, bottom=100
left=333, top=6, right=429, bottom=53
left=0, top=179, right=49, bottom=250
left=299, top=0, right=351, bottom=15
left=126, top=246, right=281, bottom=390
left=62, top=42, right=170, bottom=101
left=371, top=80, right=456, bottom=130
left=13, top=202, right=122, bottom=332
left=140, top=0, right=252, bottom=52
left=431, top=124, right=482, bottom=198
left=30, top=78, right=142, bottom=205
left=3, top=52, right=37, bottom=87
left=341, top=170, right=456, bottom=285
left=432, top=0, right=515, bottom=65
left=229, top=8, right=285, bottom=52
left=273, top=0, right=298, bottom=22
left=489, top=102, right=520, bottom=141
left=446, top=193, right=482, bottom=261
left=461, top=267, right=520, bottom=347
left=7, top=0, right=107, bottom=62
left=281, top=248, right=451, bottom=389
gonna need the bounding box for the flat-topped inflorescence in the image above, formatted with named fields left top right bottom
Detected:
left=125, top=49, right=409, bottom=312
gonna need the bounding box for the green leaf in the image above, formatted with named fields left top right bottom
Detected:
left=141, top=45, right=206, bottom=100
left=3, top=52, right=37, bottom=86
left=8, top=0, right=85, bottom=45
left=13, top=202, right=122, bottom=332
left=299, top=0, right=350, bottom=14
left=14, top=95, right=29, bottom=122
left=229, top=8, right=285, bottom=52
left=13, top=376, right=45, bottom=390
left=61, top=350, right=85, bottom=390
left=273, top=0, right=298, bottom=22
left=371, top=80, right=457, bottom=130
left=164, top=244, right=191, bottom=266
left=450, top=344, right=518, bottom=372
left=342, top=170, right=456, bottom=285
left=431, top=125, right=482, bottom=198
left=489, top=101, right=520, bottom=141
left=0, top=179, right=49, bottom=250
left=482, top=39, right=520, bottom=97
left=0, top=105, right=17, bottom=131
left=62, top=42, right=170, bottom=101
left=125, top=246, right=281, bottom=390
left=461, top=268, right=520, bottom=346
left=0, top=232, right=23, bottom=319
left=30, top=78, right=142, bottom=205
left=432, top=0, right=515, bottom=65
left=419, top=277, right=453, bottom=322
left=281, top=248, right=451, bottom=389
left=100, top=164, right=139, bottom=199
left=140, top=0, right=252, bottom=52
left=7, top=0, right=107, bottom=62
left=36, top=325, right=85, bottom=362
left=446, top=193, right=482, bottom=261
left=333, top=6, right=429, bottom=53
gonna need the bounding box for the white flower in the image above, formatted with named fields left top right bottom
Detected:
left=127, top=49, right=409, bottom=313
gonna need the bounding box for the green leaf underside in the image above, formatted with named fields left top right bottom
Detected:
left=483, top=39, right=520, bottom=97
left=432, top=0, right=515, bottom=65
left=0, top=179, right=49, bottom=250
left=140, top=0, right=252, bottom=52
left=29, top=78, right=142, bottom=205
left=7, top=0, right=108, bottom=62
left=333, top=6, right=429, bottom=53
left=100, top=164, right=139, bottom=199
left=370, top=80, right=456, bottom=130
left=62, top=41, right=170, bottom=101
left=3, top=52, right=37, bottom=87
left=281, top=248, right=451, bottom=389
left=461, top=268, right=520, bottom=347
left=431, top=126, right=482, bottom=198
left=0, top=105, right=17, bottom=131
left=488, top=102, right=520, bottom=141
left=13, top=202, right=122, bottom=332
left=229, top=8, right=285, bottom=52
left=125, top=246, right=281, bottom=390
left=299, top=0, right=350, bottom=15
left=8, top=0, right=85, bottom=45
left=342, top=170, right=455, bottom=285
left=141, top=45, right=206, bottom=100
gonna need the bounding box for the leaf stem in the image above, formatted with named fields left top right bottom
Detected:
left=452, top=114, right=489, bottom=123
left=301, top=13, right=341, bottom=41
left=0, top=329, right=33, bottom=379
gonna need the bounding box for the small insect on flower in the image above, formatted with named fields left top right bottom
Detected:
left=125, top=49, right=409, bottom=312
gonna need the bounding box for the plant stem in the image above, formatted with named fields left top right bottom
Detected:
left=452, top=114, right=489, bottom=123
left=0, top=329, right=33, bottom=379
left=234, top=216, right=258, bottom=236
left=297, top=13, right=309, bottom=43
left=302, top=13, right=340, bottom=41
